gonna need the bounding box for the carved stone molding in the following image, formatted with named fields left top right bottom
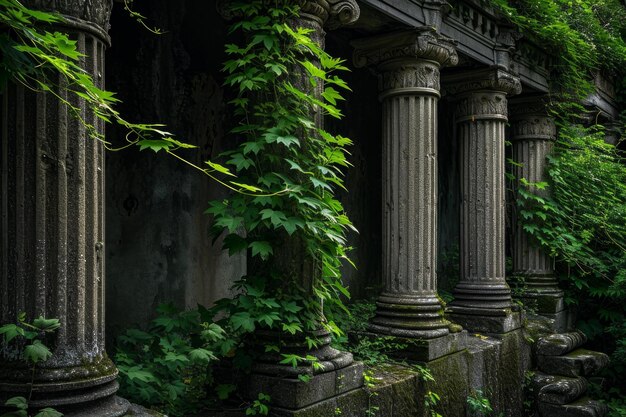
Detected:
left=326, top=0, right=360, bottom=29
left=444, top=67, right=522, bottom=97
left=352, top=29, right=458, bottom=70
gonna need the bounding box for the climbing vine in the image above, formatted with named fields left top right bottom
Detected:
left=206, top=0, right=354, bottom=356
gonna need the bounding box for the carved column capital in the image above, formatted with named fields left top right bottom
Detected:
left=217, top=0, right=359, bottom=29
left=509, top=97, right=556, bottom=141
left=444, top=67, right=522, bottom=96
left=352, top=29, right=458, bottom=70
left=23, top=0, right=112, bottom=40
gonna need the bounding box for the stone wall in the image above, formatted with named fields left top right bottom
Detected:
left=104, top=0, right=244, bottom=342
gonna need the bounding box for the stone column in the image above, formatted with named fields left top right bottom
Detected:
left=509, top=97, right=567, bottom=328
left=353, top=29, right=466, bottom=359
left=218, top=1, right=366, bottom=413
left=0, top=1, right=128, bottom=415
left=445, top=68, right=522, bottom=333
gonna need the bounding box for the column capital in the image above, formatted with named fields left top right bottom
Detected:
left=217, top=0, right=360, bottom=30
left=23, top=0, right=112, bottom=41
left=444, top=67, right=522, bottom=96
left=352, top=28, right=458, bottom=70
left=509, top=97, right=556, bottom=142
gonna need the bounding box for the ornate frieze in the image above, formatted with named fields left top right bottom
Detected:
left=510, top=117, right=556, bottom=141
left=352, top=29, right=458, bottom=70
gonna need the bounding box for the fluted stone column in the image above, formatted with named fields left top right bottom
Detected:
left=0, top=1, right=128, bottom=415
left=509, top=97, right=566, bottom=326
left=445, top=68, right=522, bottom=333
left=352, top=29, right=466, bottom=359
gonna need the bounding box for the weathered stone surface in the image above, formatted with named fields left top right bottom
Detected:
left=538, top=397, right=609, bottom=417
left=0, top=2, right=126, bottom=413
left=533, top=372, right=588, bottom=405
left=536, top=331, right=588, bottom=356
left=537, top=349, right=609, bottom=377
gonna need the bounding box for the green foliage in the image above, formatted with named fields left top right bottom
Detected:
left=245, top=393, right=271, bottom=416
left=209, top=0, right=355, bottom=351
left=489, top=0, right=626, bottom=105
left=0, top=315, right=62, bottom=417
left=114, top=304, right=226, bottom=417
left=467, top=389, right=493, bottom=417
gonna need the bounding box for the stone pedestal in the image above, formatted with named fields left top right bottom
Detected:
left=509, top=98, right=567, bottom=329
left=353, top=29, right=465, bottom=359
left=444, top=68, right=522, bottom=333
left=0, top=1, right=128, bottom=415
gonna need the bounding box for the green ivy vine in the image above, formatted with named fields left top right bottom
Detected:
left=207, top=0, right=355, bottom=346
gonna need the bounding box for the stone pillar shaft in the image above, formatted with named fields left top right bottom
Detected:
left=445, top=68, right=522, bottom=333
left=509, top=99, right=565, bottom=323
left=453, top=90, right=512, bottom=310
left=353, top=29, right=458, bottom=339
left=1, top=2, right=128, bottom=414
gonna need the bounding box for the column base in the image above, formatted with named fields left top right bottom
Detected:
left=369, top=293, right=450, bottom=338
left=241, top=362, right=364, bottom=410
left=446, top=306, right=522, bottom=334
left=354, top=329, right=467, bottom=361
left=521, top=290, right=564, bottom=314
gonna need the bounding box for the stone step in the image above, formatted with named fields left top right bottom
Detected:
left=533, top=372, right=588, bottom=404
left=536, top=331, right=588, bottom=356
left=538, top=397, right=608, bottom=417
left=537, top=349, right=609, bottom=377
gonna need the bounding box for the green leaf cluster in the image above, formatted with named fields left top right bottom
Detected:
left=114, top=304, right=226, bottom=417
left=0, top=314, right=62, bottom=417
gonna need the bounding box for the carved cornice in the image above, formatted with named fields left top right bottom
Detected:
left=352, top=29, right=458, bottom=69
left=217, top=0, right=359, bottom=30
left=24, top=0, right=112, bottom=39
left=455, top=91, right=509, bottom=122
left=444, top=67, right=522, bottom=96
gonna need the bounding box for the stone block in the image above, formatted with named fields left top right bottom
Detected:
left=429, top=349, right=470, bottom=417
left=538, top=397, right=609, bottom=417
left=353, top=330, right=467, bottom=362
left=533, top=372, right=588, bottom=405
left=536, top=331, right=587, bottom=356
left=244, top=362, right=364, bottom=410
left=537, top=349, right=609, bottom=378
left=269, top=363, right=420, bottom=417
left=446, top=307, right=522, bottom=334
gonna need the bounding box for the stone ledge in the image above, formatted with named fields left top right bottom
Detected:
left=536, top=331, right=587, bottom=356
